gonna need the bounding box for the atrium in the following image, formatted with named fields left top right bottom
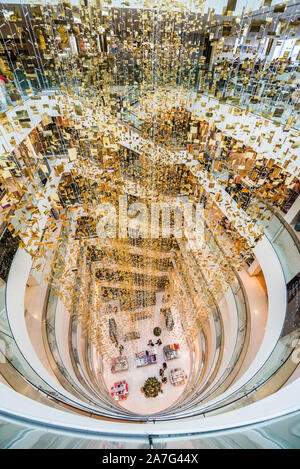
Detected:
left=0, top=0, right=299, bottom=450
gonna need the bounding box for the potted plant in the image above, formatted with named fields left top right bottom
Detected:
left=141, top=377, right=162, bottom=398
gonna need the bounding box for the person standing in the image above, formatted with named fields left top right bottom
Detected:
left=291, top=86, right=300, bottom=105
left=0, top=75, right=13, bottom=108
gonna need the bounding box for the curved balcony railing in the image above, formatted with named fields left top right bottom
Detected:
left=42, top=232, right=112, bottom=407
left=43, top=233, right=137, bottom=417
left=159, top=229, right=249, bottom=416
left=0, top=86, right=298, bottom=425
left=42, top=167, right=300, bottom=421
left=107, top=121, right=299, bottom=418
left=1, top=164, right=297, bottom=423
left=139, top=218, right=299, bottom=421
left=167, top=252, right=223, bottom=411
left=42, top=237, right=219, bottom=418
left=0, top=385, right=299, bottom=449
left=165, top=250, right=225, bottom=411
left=21, top=210, right=245, bottom=420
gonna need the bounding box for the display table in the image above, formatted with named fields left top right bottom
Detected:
left=163, top=343, right=180, bottom=360
left=170, top=368, right=187, bottom=386
left=161, top=307, right=174, bottom=330
left=111, top=356, right=128, bottom=373
left=108, top=318, right=118, bottom=344
left=131, top=311, right=150, bottom=322
left=123, top=331, right=140, bottom=342
left=135, top=350, right=157, bottom=367
left=110, top=380, right=128, bottom=401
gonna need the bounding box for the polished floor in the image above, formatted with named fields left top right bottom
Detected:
left=23, top=264, right=269, bottom=415
left=234, top=270, right=268, bottom=382
left=101, top=292, right=192, bottom=415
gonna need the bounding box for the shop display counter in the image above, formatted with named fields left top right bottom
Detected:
left=110, top=380, right=128, bottom=401
left=135, top=350, right=157, bottom=367
left=111, top=356, right=128, bottom=373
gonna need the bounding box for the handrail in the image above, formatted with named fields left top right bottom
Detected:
left=110, top=128, right=298, bottom=418
left=166, top=249, right=225, bottom=410
left=0, top=335, right=147, bottom=423
left=0, top=226, right=296, bottom=422
left=196, top=224, right=250, bottom=395
left=165, top=250, right=223, bottom=410
left=41, top=283, right=93, bottom=403
left=41, top=230, right=110, bottom=407
left=258, top=195, right=300, bottom=255
left=0, top=89, right=298, bottom=422
left=159, top=226, right=250, bottom=415
left=0, top=380, right=299, bottom=448
left=1, top=167, right=296, bottom=420
left=43, top=229, right=136, bottom=416
left=146, top=243, right=298, bottom=420
left=0, top=214, right=290, bottom=422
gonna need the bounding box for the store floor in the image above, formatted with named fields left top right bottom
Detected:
left=25, top=281, right=57, bottom=380
left=234, top=270, right=268, bottom=382
left=101, top=292, right=192, bottom=415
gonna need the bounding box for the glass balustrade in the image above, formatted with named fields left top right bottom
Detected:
left=0, top=411, right=149, bottom=449
left=161, top=231, right=249, bottom=416
left=151, top=411, right=300, bottom=449
left=43, top=231, right=132, bottom=415
left=1, top=147, right=298, bottom=422
left=0, top=405, right=299, bottom=449
left=0, top=81, right=299, bottom=423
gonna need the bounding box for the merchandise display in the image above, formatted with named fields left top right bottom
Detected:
left=135, top=350, right=157, bottom=367
left=110, top=380, right=129, bottom=401
left=130, top=312, right=151, bottom=322
left=123, top=331, right=140, bottom=342
left=0, top=0, right=298, bottom=449
left=170, top=368, right=187, bottom=386
left=162, top=308, right=175, bottom=331
left=110, top=356, right=129, bottom=373
left=163, top=344, right=180, bottom=360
